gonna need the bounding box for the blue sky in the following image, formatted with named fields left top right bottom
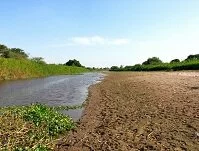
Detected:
left=1, top=0, right=199, bottom=67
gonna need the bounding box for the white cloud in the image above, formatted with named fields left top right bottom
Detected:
left=110, top=39, right=130, bottom=45
left=71, top=36, right=105, bottom=45
left=68, top=36, right=130, bottom=46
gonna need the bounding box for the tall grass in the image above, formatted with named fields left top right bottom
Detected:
left=0, top=58, right=89, bottom=80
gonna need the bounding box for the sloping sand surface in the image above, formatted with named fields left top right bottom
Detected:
left=57, top=72, right=199, bottom=151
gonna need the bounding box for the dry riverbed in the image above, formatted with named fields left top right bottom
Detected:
left=56, top=72, right=199, bottom=151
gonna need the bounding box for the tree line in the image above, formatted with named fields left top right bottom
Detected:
left=110, top=54, right=199, bottom=71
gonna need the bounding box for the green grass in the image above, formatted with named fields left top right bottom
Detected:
left=0, top=104, right=76, bottom=151
left=0, top=58, right=89, bottom=80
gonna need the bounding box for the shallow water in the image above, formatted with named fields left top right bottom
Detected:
left=0, top=72, right=104, bottom=120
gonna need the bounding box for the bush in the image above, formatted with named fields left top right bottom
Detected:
left=185, top=54, right=199, bottom=61
left=31, top=57, right=46, bottom=64
left=170, top=59, right=180, bottom=63
left=142, top=57, right=162, bottom=65
left=65, top=59, right=82, bottom=67
left=110, top=66, right=120, bottom=71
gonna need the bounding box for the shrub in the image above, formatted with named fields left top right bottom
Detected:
left=142, top=57, right=163, bottom=65
left=110, top=66, right=120, bottom=71
left=170, top=59, right=180, bottom=63
left=65, top=59, right=82, bottom=67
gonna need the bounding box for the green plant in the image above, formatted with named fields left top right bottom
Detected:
left=0, top=104, right=75, bottom=150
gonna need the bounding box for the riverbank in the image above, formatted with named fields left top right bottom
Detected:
left=0, top=58, right=88, bottom=80
left=56, top=72, right=199, bottom=151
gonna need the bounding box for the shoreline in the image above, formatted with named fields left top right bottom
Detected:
left=56, top=72, right=199, bottom=151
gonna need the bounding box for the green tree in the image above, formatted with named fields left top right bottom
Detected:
left=10, top=48, right=29, bottom=58
left=110, top=66, right=119, bottom=71
left=142, top=57, right=163, bottom=65
left=31, top=57, right=46, bottom=64
left=0, top=45, right=29, bottom=59
left=65, top=59, right=82, bottom=67
left=0, top=44, right=9, bottom=57
left=185, top=54, right=199, bottom=61
left=170, top=59, right=180, bottom=63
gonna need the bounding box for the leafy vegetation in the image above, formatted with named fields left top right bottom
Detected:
left=0, top=44, right=28, bottom=59
left=170, top=59, right=180, bottom=63
left=64, top=59, right=83, bottom=67
left=0, top=104, right=75, bottom=150
left=185, top=54, right=199, bottom=61
left=142, top=57, right=162, bottom=65
left=110, top=54, right=199, bottom=71
left=30, top=57, right=46, bottom=64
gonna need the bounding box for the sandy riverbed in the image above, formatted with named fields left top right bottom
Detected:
left=56, top=72, right=199, bottom=151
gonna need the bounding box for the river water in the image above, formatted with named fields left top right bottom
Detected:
left=0, top=72, right=104, bottom=120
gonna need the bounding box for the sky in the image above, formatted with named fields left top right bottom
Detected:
left=0, top=0, right=199, bottom=67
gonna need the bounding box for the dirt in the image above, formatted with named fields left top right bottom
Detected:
left=56, top=72, right=199, bottom=151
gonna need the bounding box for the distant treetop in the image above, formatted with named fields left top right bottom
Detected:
left=31, top=57, right=46, bottom=64
left=170, top=59, right=180, bottom=63
left=185, top=54, right=199, bottom=61
left=142, top=57, right=162, bottom=65
left=64, top=59, right=83, bottom=67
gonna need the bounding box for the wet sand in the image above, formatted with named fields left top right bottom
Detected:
left=56, top=72, right=199, bottom=151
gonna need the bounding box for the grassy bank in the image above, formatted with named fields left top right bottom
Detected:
left=0, top=58, right=89, bottom=80
left=110, top=60, right=199, bottom=71
left=0, top=104, right=77, bottom=150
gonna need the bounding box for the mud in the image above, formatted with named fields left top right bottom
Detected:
left=56, top=72, right=199, bottom=151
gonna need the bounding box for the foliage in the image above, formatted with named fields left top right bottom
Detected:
left=0, top=44, right=8, bottom=53
left=2, top=51, right=28, bottom=59
left=0, top=44, right=9, bottom=57
left=185, top=54, right=199, bottom=61
left=170, top=59, right=180, bottom=63
left=10, top=48, right=29, bottom=59
left=22, top=104, right=75, bottom=135
left=110, top=66, right=120, bottom=71
left=110, top=55, right=199, bottom=72
left=31, top=57, right=46, bottom=64
left=0, top=44, right=28, bottom=59
left=65, top=59, right=82, bottom=67
left=0, top=58, right=88, bottom=80
left=0, top=104, right=75, bottom=150
left=142, top=57, right=162, bottom=65
left=0, top=44, right=8, bottom=50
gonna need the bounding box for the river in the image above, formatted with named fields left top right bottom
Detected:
left=0, top=72, right=104, bottom=120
